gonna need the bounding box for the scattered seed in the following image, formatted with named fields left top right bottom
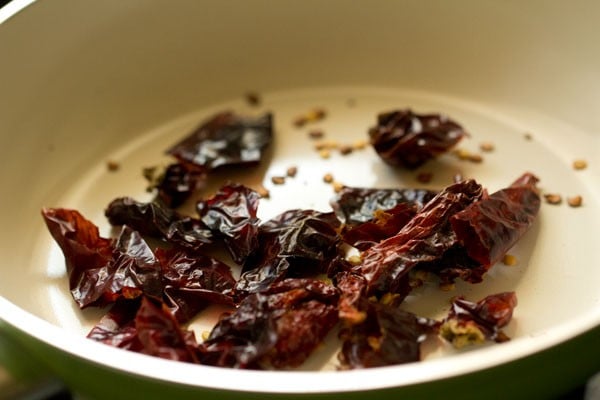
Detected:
left=201, top=331, right=211, bottom=341
left=453, top=149, right=482, bottom=162
left=319, top=149, right=331, bottom=159
left=271, top=176, right=286, bottom=185
left=294, top=108, right=327, bottom=127
left=256, top=185, right=270, bottom=198
left=573, top=159, right=588, bottom=170
left=245, top=91, right=261, bottom=106
left=307, top=108, right=326, bottom=121
left=339, top=145, right=353, bottom=155
left=308, top=130, right=325, bottom=139
left=106, top=160, right=120, bottom=172
left=544, top=193, right=562, bottom=205
left=332, top=181, right=345, bottom=193
left=524, top=133, right=533, bottom=141
left=416, top=171, right=433, bottom=183
left=502, top=254, right=518, bottom=266
left=353, top=139, right=368, bottom=150
left=567, top=195, right=583, bottom=208
left=323, top=173, right=334, bottom=183
left=440, top=282, right=456, bottom=292
left=479, top=142, right=495, bottom=152
left=286, top=166, right=298, bottom=177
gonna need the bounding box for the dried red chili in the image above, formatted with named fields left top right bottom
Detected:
left=105, top=197, right=213, bottom=250
left=353, top=179, right=483, bottom=297
left=88, top=297, right=199, bottom=362
left=236, top=209, right=341, bottom=295
left=450, top=172, right=540, bottom=267
left=167, top=111, right=273, bottom=171
left=156, top=248, right=236, bottom=323
left=198, top=279, right=338, bottom=369
left=440, top=292, right=517, bottom=347
left=154, top=162, right=207, bottom=208
left=369, top=109, right=466, bottom=169
left=196, top=183, right=260, bottom=265
left=331, top=186, right=437, bottom=226
left=42, top=208, right=163, bottom=308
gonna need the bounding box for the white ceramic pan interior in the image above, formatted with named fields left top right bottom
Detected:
left=1, top=1, right=599, bottom=398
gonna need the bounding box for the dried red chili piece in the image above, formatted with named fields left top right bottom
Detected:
left=354, top=180, right=483, bottom=297
left=331, top=186, right=437, bottom=226
left=440, top=292, right=517, bottom=347
left=167, top=111, right=273, bottom=171
left=450, top=172, right=540, bottom=267
left=156, top=248, right=236, bottom=323
left=198, top=279, right=338, bottom=369
left=42, top=207, right=113, bottom=296
left=196, top=183, right=260, bottom=265
left=42, top=208, right=163, bottom=308
left=369, top=109, right=466, bottom=169
left=338, top=299, right=439, bottom=369
left=105, top=197, right=213, bottom=250
left=154, top=162, right=207, bottom=208
left=88, top=297, right=199, bottom=362
left=341, top=204, right=417, bottom=250
left=236, top=209, right=341, bottom=294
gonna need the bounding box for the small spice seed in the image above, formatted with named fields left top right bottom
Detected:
left=308, top=130, right=324, bottom=139
left=573, top=159, right=588, bottom=170
left=339, top=145, right=353, bottom=155
left=332, top=181, right=345, bottom=193
left=544, top=193, right=562, bottom=205
left=286, top=166, right=298, bottom=177
left=567, top=195, right=583, bottom=208
left=416, top=171, right=433, bottom=183
left=256, top=185, right=270, bottom=198
left=323, top=173, right=334, bottom=183
left=106, top=160, right=120, bottom=172
left=502, top=254, right=518, bottom=266
left=319, top=149, right=331, bottom=159
left=271, top=176, right=286, bottom=185
left=479, top=142, right=495, bottom=152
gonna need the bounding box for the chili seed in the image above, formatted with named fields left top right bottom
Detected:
left=319, top=149, right=331, bottom=159
left=323, top=173, right=334, bottom=183
left=567, top=195, right=583, bottom=207
left=286, top=166, right=298, bottom=177
left=573, top=159, right=588, bottom=170
left=544, top=193, right=562, bottom=205
left=106, top=160, right=120, bottom=172
left=524, top=133, right=533, bottom=141
left=502, top=254, right=518, bottom=266
left=416, top=171, right=433, bottom=183
left=479, top=142, right=495, bottom=152
left=339, top=145, right=353, bottom=155
left=245, top=92, right=261, bottom=106
left=347, top=254, right=362, bottom=265
left=333, top=181, right=345, bottom=193
left=308, top=130, right=324, bottom=139
left=440, top=282, right=455, bottom=291
left=353, top=139, right=368, bottom=150
left=271, top=176, right=286, bottom=185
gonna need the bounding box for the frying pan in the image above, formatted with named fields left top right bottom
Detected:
left=1, top=1, right=599, bottom=398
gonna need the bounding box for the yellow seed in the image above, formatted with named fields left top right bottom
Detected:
left=502, top=254, right=518, bottom=266
left=286, top=166, right=298, bottom=177
left=201, top=331, right=211, bottom=341
left=271, top=176, right=286, bottom=185
left=333, top=181, right=345, bottom=193
left=440, top=282, right=455, bottom=291
left=319, top=149, right=331, bottom=159
left=323, top=173, right=334, bottom=183
left=567, top=195, right=583, bottom=208
left=479, top=142, right=495, bottom=152
left=573, top=159, right=588, bottom=170
left=544, top=193, right=562, bottom=205
left=353, top=139, right=368, bottom=150
left=339, top=145, right=353, bottom=155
